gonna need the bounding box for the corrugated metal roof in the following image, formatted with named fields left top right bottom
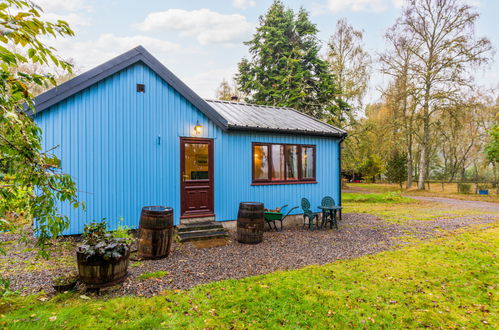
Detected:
left=205, top=99, right=346, bottom=137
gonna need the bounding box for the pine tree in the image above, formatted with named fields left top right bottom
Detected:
left=236, top=0, right=341, bottom=119
left=386, top=152, right=408, bottom=189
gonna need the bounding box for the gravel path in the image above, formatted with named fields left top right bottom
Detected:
left=1, top=212, right=496, bottom=297
left=406, top=195, right=499, bottom=212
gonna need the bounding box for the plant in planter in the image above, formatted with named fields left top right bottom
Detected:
left=76, top=221, right=133, bottom=288
left=52, top=272, right=79, bottom=293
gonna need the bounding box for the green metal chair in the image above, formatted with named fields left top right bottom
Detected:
left=320, top=196, right=338, bottom=229
left=301, top=198, right=319, bottom=231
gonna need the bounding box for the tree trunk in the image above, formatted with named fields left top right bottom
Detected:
left=493, top=162, right=498, bottom=195
left=406, top=138, right=413, bottom=189
left=418, top=83, right=431, bottom=190
left=418, top=111, right=430, bottom=190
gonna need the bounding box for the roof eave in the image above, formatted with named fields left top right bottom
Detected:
left=226, top=124, right=347, bottom=138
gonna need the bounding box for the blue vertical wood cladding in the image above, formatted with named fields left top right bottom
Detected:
left=214, top=132, right=340, bottom=222
left=35, top=62, right=341, bottom=234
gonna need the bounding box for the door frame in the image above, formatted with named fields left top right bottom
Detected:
left=180, top=137, right=214, bottom=219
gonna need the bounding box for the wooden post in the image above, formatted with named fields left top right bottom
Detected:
left=441, top=181, right=444, bottom=191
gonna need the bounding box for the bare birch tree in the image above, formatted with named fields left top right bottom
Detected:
left=326, top=18, right=371, bottom=127
left=380, top=32, right=420, bottom=188
left=215, top=78, right=245, bottom=101
left=394, top=0, right=493, bottom=189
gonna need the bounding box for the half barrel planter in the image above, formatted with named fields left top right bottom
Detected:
left=76, top=250, right=130, bottom=288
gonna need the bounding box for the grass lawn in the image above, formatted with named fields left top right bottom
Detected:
left=347, top=183, right=499, bottom=203
left=343, top=192, right=495, bottom=223
left=1, top=224, right=497, bottom=329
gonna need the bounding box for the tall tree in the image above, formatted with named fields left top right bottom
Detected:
left=236, top=0, right=342, bottom=120
left=484, top=124, right=499, bottom=187
left=380, top=34, right=418, bottom=188
left=393, top=0, right=493, bottom=189
left=326, top=18, right=370, bottom=126
left=0, top=0, right=80, bottom=255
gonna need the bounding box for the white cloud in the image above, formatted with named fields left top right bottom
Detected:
left=43, top=12, right=90, bottom=26
left=326, top=0, right=389, bottom=12
left=32, top=0, right=91, bottom=27
left=32, top=0, right=89, bottom=13
left=464, top=0, right=481, bottom=6
left=47, top=34, right=182, bottom=70
left=232, top=0, right=256, bottom=10
left=325, top=0, right=480, bottom=13
left=392, top=0, right=405, bottom=9
left=136, top=9, right=253, bottom=45
left=185, top=66, right=238, bottom=98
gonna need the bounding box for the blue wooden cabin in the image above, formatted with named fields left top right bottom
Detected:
left=33, top=46, right=347, bottom=234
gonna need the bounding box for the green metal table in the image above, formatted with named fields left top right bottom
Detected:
left=318, top=205, right=342, bottom=229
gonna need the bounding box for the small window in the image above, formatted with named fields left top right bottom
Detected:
left=285, top=145, right=298, bottom=180
left=136, top=84, right=145, bottom=93
left=253, top=145, right=269, bottom=180
left=252, top=143, right=316, bottom=184
left=301, top=146, right=315, bottom=179
left=271, top=144, right=284, bottom=180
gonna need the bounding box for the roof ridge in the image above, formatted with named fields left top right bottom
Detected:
left=204, top=99, right=294, bottom=111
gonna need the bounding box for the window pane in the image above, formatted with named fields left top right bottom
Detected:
left=285, top=145, right=298, bottom=180
left=253, top=145, right=269, bottom=180
left=185, top=143, right=209, bottom=180
left=302, top=147, right=315, bottom=179
left=271, top=144, right=284, bottom=180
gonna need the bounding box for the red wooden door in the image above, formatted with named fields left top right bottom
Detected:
left=180, top=138, right=214, bottom=218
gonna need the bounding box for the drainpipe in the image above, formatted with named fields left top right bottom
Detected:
left=338, top=134, right=347, bottom=221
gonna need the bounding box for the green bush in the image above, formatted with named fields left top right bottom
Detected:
left=0, top=277, right=19, bottom=297
left=457, top=183, right=471, bottom=194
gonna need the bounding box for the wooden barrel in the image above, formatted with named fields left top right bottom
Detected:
left=237, top=202, right=264, bottom=244
left=137, top=206, right=174, bottom=259
left=77, top=250, right=130, bottom=288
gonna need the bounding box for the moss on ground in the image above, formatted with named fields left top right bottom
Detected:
left=137, top=271, right=169, bottom=280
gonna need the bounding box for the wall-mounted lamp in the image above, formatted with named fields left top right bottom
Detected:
left=194, top=120, right=203, bottom=135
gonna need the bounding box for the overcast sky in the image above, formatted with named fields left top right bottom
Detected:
left=35, top=0, right=498, bottom=102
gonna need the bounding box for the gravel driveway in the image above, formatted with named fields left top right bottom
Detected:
left=2, top=212, right=496, bottom=297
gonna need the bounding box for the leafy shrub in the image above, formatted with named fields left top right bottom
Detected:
left=0, top=277, right=19, bottom=297
left=77, top=221, right=132, bottom=261
left=457, top=183, right=471, bottom=194
left=111, top=218, right=133, bottom=243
